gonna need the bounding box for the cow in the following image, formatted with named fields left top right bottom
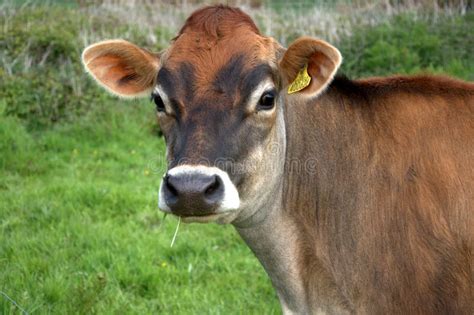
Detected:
left=82, top=5, right=473, bottom=314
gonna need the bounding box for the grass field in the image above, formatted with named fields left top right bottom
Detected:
left=0, top=101, right=279, bottom=314
left=1, top=1, right=473, bottom=314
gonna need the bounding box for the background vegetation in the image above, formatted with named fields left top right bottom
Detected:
left=1, top=0, right=472, bottom=314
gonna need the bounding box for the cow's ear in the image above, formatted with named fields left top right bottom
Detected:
left=279, top=37, right=342, bottom=98
left=82, top=39, right=160, bottom=98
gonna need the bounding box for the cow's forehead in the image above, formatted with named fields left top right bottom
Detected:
left=156, top=5, right=280, bottom=102
left=158, top=31, right=277, bottom=103
left=166, top=33, right=273, bottom=82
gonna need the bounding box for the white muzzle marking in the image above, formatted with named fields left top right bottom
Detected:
left=158, top=165, right=240, bottom=222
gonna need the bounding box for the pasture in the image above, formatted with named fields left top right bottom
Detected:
left=1, top=1, right=472, bottom=314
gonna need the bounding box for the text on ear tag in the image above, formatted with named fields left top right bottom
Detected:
left=288, top=63, right=311, bottom=94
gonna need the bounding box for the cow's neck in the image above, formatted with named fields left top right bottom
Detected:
left=279, top=88, right=368, bottom=313
left=233, top=101, right=309, bottom=314
left=234, top=194, right=308, bottom=314
left=234, top=90, right=362, bottom=314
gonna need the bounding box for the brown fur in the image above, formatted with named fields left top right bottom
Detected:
left=175, top=4, right=260, bottom=39
left=338, top=74, right=474, bottom=98
left=284, top=75, right=473, bottom=313
left=162, top=6, right=280, bottom=99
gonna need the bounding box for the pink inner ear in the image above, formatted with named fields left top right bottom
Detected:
left=88, top=55, right=143, bottom=96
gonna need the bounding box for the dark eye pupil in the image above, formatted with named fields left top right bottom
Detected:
left=152, top=94, right=165, bottom=112
left=259, top=92, right=275, bottom=110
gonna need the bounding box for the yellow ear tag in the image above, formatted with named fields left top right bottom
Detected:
left=287, top=63, right=311, bottom=94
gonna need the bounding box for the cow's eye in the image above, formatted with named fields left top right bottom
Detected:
left=257, top=90, right=276, bottom=110
left=151, top=94, right=165, bottom=112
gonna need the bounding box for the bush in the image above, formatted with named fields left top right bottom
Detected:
left=0, top=67, right=115, bottom=129
left=0, top=5, right=160, bottom=129
left=338, top=13, right=474, bottom=80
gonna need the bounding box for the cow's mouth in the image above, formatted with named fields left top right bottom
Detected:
left=177, top=211, right=236, bottom=224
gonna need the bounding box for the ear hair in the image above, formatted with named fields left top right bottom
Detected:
left=82, top=39, right=160, bottom=98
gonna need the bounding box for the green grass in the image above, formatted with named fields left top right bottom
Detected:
left=0, top=102, right=279, bottom=314
left=1, top=1, right=473, bottom=314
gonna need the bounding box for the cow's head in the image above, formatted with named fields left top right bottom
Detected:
left=82, top=6, right=341, bottom=225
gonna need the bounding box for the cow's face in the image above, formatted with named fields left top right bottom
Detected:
left=82, top=6, right=341, bottom=224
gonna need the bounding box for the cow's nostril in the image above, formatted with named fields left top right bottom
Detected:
left=162, top=171, right=227, bottom=216
left=165, top=175, right=179, bottom=197
left=205, top=175, right=221, bottom=196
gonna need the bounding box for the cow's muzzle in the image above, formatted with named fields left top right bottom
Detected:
left=158, top=165, right=240, bottom=222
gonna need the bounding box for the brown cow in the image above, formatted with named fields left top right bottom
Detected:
left=82, top=5, right=474, bottom=314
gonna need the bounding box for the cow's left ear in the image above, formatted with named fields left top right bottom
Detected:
left=279, top=37, right=342, bottom=98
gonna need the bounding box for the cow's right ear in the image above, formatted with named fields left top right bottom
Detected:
left=279, top=37, right=342, bottom=98
left=82, top=40, right=160, bottom=98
